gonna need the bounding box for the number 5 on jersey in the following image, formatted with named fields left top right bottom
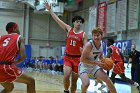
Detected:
left=3, top=38, right=10, bottom=47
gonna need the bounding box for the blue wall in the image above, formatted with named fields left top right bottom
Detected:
left=17, top=45, right=31, bottom=67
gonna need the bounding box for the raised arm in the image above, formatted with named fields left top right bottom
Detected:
left=16, top=36, right=26, bottom=64
left=83, top=33, right=88, bottom=46
left=44, top=1, right=71, bottom=32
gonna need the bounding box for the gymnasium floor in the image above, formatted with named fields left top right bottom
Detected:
left=0, top=64, right=138, bottom=93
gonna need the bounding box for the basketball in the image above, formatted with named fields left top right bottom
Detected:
left=102, top=58, right=114, bottom=71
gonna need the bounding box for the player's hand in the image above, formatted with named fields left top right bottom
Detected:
left=44, top=1, right=51, bottom=10
left=96, top=61, right=104, bottom=68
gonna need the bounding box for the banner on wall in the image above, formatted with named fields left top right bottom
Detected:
left=97, top=2, right=107, bottom=32
left=116, top=0, right=127, bottom=31
left=88, top=6, right=97, bottom=38
left=106, top=2, right=116, bottom=33
left=103, top=40, right=132, bottom=56
left=128, top=0, right=139, bottom=29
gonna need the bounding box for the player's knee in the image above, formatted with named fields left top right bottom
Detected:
left=72, top=78, right=78, bottom=84
left=27, top=77, right=35, bottom=85
left=82, top=81, right=90, bottom=89
left=64, top=74, right=70, bottom=80
left=104, top=77, right=111, bottom=83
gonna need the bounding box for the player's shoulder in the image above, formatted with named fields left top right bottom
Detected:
left=86, top=40, right=94, bottom=48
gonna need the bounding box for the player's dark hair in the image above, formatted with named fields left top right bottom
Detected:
left=6, top=22, right=16, bottom=32
left=107, top=38, right=114, bottom=45
left=72, top=16, right=85, bottom=23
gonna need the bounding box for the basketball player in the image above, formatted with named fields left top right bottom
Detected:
left=0, top=22, right=36, bottom=93
left=80, top=47, right=106, bottom=90
left=106, top=38, right=140, bottom=92
left=79, top=27, right=117, bottom=93
left=44, top=2, right=88, bottom=93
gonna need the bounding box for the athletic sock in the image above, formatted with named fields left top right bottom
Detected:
left=64, top=90, right=69, bottom=93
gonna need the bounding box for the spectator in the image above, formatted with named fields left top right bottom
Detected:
left=128, top=44, right=140, bottom=84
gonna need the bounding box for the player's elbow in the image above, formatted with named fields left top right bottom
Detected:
left=80, top=56, right=84, bottom=61
left=80, top=56, right=86, bottom=63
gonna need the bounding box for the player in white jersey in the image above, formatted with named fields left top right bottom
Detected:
left=79, top=39, right=103, bottom=75
left=78, top=27, right=117, bottom=93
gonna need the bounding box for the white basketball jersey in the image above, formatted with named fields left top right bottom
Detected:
left=88, top=40, right=103, bottom=62
left=79, top=40, right=104, bottom=74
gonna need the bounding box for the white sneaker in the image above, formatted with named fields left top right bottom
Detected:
left=98, top=84, right=106, bottom=90
left=133, top=82, right=140, bottom=92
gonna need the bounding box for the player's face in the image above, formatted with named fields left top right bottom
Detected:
left=73, top=20, right=83, bottom=29
left=131, top=44, right=136, bottom=51
left=92, top=33, right=102, bottom=42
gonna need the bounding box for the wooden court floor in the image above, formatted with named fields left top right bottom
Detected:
left=0, top=70, right=81, bottom=93
left=0, top=70, right=138, bottom=93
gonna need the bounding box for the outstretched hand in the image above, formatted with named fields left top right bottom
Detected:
left=96, top=60, right=104, bottom=68
left=44, top=1, right=51, bottom=10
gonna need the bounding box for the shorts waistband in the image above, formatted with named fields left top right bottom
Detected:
left=0, top=62, right=12, bottom=65
left=65, top=53, right=81, bottom=58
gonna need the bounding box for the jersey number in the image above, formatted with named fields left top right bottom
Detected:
left=70, top=40, right=76, bottom=46
left=3, top=38, right=10, bottom=46
left=116, top=49, right=120, bottom=55
left=94, top=55, right=98, bottom=60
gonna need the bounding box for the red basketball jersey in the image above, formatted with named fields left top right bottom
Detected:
left=0, top=33, right=20, bottom=63
left=110, top=45, right=123, bottom=62
left=65, top=28, right=85, bottom=55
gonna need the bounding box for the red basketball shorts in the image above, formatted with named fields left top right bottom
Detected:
left=0, top=65, right=23, bottom=82
left=113, top=62, right=125, bottom=75
left=64, top=56, right=80, bottom=73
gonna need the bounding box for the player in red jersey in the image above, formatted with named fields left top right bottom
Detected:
left=0, top=22, right=36, bottom=93
left=106, top=38, right=140, bottom=92
left=44, top=2, right=88, bottom=93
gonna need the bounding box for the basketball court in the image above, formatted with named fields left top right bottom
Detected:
left=0, top=0, right=139, bottom=93
left=0, top=66, right=138, bottom=93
